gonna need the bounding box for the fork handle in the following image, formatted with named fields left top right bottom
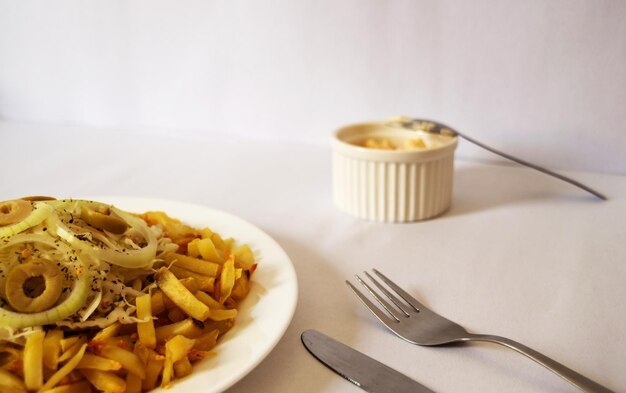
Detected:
left=468, top=334, right=614, bottom=393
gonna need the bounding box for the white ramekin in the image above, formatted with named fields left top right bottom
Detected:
left=332, top=121, right=458, bottom=222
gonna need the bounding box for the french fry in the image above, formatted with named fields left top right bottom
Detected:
left=173, top=356, right=192, bottom=378
left=231, top=270, right=251, bottom=300
left=38, top=380, right=91, bottom=393
left=202, top=319, right=235, bottom=335
left=178, top=277, right=200, bottom=293
left=155, top=318, right=204, bottom=343
left=150, top=290, right=165, bottom=315
left=112, top=336, right=134, bottom=351
left=150, top=289, right=175, bottom=315
left=42, top=330, right=63, bottom=370
left=136, top=293, right=156, bottom=349
left=54, top=370, right=82, bottom=386
left=187, top=349, right=212, bottom=363
left=207, top=309, right=237, bottom=321
left=219, top=254, right=236, bottom=303
left=139, top=212, right=198, bottom=248
left=209, top=232, right=227, bottom=253
left=24, top=330, right=45, bottom=390
left=168, top=266, right=215, bottom=292
left=39, top=344, right=87, bottom=392
left=141, top=350, right=164, bottom=391
left=162, top=335, right=195, bottom=388
left=199, top=228, right=213, bottom=239
left=233, top=244, right=255, bottom=269
left=92, top=322, right=121, bottom=341
left=60, top=336, right=83, bottom=353
left=132, top=342, right=150, bottom=365
left=224, top=297, right=237, bottom=309
left=163, top=253, right=219, bottom=276
left=156, top=268, right=211, bottom=321
left=125, top=371, right=142, bottom=393
left=42, top=366, right=55, bottom=383
left=80, top=369, right=126, bottom=393
left=193, top=329, right=219, bottom=351
left=167, top=307, right=188, bottom=323
left=89, top=340, right=145, bottom=379
left=76, top=354, right=122, bottom=371
left=186, top=238, right=200, bottom=258
left=195, top=290, right=225, bottom=310
left=58, top=337, right=87, bottom=363
left=0, top=369, right=27, bottom=393
left=196, top=238, right=222, bottom=263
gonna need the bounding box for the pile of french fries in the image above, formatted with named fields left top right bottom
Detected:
left=0, top=211, right=257, bottom=393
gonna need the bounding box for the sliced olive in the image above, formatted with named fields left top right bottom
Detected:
left=0, top=199, right=33, bottom=227
left=6, top=258, right=63, bottom=313
left=20, top=196, right=56, bottom=201
left=80, top=206, right=129, bottom=234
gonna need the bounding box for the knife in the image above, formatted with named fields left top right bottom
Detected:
left=301, top=329, right=436, bottom=393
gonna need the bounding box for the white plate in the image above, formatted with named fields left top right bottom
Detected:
left=93, top=197, right=298, bottom=393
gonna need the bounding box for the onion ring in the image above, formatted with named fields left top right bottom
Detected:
left=0, top=234, right=90, bottom=329
left=46, top=200, right=157, bottom=269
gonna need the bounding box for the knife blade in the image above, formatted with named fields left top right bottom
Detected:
left=301, top=329, right=435, bottom=393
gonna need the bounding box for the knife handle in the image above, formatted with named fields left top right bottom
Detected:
left=469, top=334, right=614, bottom=393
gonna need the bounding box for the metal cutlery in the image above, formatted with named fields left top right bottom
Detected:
left=302, top=329, right=436, bottom=393
left=390, top=118, right=607, bottom=201
left=347, top=269, right=614, bottom=393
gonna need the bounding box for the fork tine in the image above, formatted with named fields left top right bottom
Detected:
left=364, top=271, right=413, bottom=316
left=372, top=269, right=427, bottom=312
left=345, top=280, right=399, bottom=325
left=354, top=274, right=406, bottom=320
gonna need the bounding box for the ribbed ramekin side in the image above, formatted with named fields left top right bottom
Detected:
left=332, top=153, right=454, bottom=222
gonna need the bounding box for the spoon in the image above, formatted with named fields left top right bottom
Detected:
left=390, top=118, right=607, bottom=201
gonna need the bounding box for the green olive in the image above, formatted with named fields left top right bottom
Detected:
left=6, top=258, right=63, bottom=313
left=20, top=196, right=56, bottom=201
left=80, top=206, right=129, bottom=234
left=0, top=199, right=33, bottom=227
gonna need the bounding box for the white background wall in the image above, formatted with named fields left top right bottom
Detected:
left=1, top=0, right=625, bottom=174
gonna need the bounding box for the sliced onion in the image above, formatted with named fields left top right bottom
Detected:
left=0, top=202, right=54, bottom=238
left=79, top=291, right=102, bottom=322
left=0, top=234, right=91, bottom=329
left=56, top=306, right=143, bottom=329
left=47, top=200, right=157, bottom=269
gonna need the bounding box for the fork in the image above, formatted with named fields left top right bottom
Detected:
left=346, top=269, right=614, bottom=393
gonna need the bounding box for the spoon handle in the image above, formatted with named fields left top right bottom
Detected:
left=456, top=131, right=607, bottom=201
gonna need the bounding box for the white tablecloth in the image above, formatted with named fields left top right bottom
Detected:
left=2, top=122, right=625, bottom=392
